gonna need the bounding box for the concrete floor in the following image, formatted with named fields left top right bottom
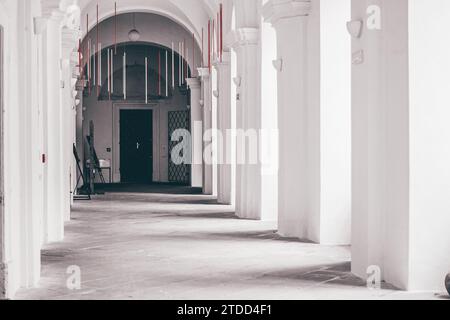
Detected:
left=15, top=186, right=446, bottom=300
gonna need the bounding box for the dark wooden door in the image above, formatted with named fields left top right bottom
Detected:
left=120, top=110, right=153, bottom=183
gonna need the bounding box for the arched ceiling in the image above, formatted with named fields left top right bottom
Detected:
left=78, top=0, right=220, bottom=41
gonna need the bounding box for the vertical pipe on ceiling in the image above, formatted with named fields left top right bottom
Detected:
left=107, top=48, right=110, bottom=99
left=220, top=3, right=223, bottom=62
left=172, top=42, right=175, bottom=89
left=96, top=3, right=99, bottom=97
left=165, top=50, right=168, bottom=97
left=158, top=51, right=161, bottom=96
left=114, top=2, right=117, bottom=54
left=123, top=52, right=126, bottom=100
left=192, top=33, right=195, bottom=76
left=179, top=42, right=182, bottom=87
left=111, top=49, right=114, bottom=94
left=202, top=28, right=204, bottom=67
left=208, top=20, right=211, bottom=71
left=145, top=57, right=148, bottom=104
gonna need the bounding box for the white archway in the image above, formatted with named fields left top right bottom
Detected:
left=79, top=0, right=220, bottom=47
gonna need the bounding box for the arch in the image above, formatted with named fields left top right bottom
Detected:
left=80, top=12, right=202, bottom=75
left=79, top=1, right=211, bottom=48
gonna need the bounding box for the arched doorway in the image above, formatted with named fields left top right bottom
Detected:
left=78, top=13, right=200, bottom=188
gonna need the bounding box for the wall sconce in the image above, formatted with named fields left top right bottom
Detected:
left=75, top=99, right=81, bottom=106
left=199, top=100, right=204, bottom=107
left=187, top=105, right=191, bottom=110
left=233, top=76, right=241, bottom=87
left=346, top=20, right=363, bottom=38
left=213, top=90, right=219, bottom=98
left=272, top=59, right=283, bottom=72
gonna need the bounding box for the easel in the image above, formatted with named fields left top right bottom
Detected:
left=73, top=144, right=91, bottom=200
left=85, top=121, right=106, bottom=195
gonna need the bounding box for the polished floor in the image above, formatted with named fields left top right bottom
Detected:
left=15, top=186, right=446, bottom=300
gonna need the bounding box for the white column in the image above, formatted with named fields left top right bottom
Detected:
left=16, top=0, right=42, bottom=291
left=351, top=0, right=402, bottom=288
left=198, top=68, right=213, bottom=195
left=263, top=1, right=309, bottom=236
left=61, top=27, right=81, bottom=221
left=263, top=0, right=351, bottom=243
left=186, top=78, right=203, bottom=188
left=60, top=58, right=73, bottom=222
left=229, top=28, right=262, bottom=220
left=0, top=0, right=44, bottom=298
left=214, top=52, right=233, bottom=205
left=351, top=0, right=450, bottom=291
left=42, top=15, right=65, bottom=242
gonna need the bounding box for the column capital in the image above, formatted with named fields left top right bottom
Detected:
left=40, top=0, right=63, bottom=19
left=213, top=51, right=231, bottom=70
left=262, top=0, right=311, bottom=25
left=40, top=0, right=81, bottom=28
left=197, top=68, right=211, bottom=80
left=186, top=78, right=201, bottom=90
left=226, top=28, right=259, bottom=50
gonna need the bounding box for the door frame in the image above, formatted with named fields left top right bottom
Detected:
left=113, top=103, right=160, bottom=183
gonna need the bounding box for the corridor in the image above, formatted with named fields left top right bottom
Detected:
left=14, top=188, right=441, bottom=300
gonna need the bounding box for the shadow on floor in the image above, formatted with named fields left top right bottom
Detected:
left=197, top=230, right=316, bottom=244
left=94, top=183, right=203, bottom=195
left=254, top=262, right=400, bottom=289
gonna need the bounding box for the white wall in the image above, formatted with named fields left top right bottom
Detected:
left=82, top=90, right=189, bottom=183
left=408, top=0, right=450, bottom=291
left=81, top=13, right=200, bottom=184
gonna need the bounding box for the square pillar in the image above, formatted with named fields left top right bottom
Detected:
left=263, top=0, right=351, bottom=244
left=42, top=15, right=65, bottom=243
left=186, top=78, right=203, bottom=188
left=198, top=68, right=214, bottom=194
left=214, top=52, right=233, bottom=205
left=351, top=0, right=450, bottom=291
left=229, top=28, right=262, bottom=220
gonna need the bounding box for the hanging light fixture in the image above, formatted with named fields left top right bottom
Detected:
left=128, top=13, right=140, bottom=42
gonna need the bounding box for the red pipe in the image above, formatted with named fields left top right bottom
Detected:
left=184, top=39, right=187, bottom=80
left=208, top=20, right=211, bottom=71
left=193, top=33, right=195, bottom=76
left=96, top=3, right=99, bottom=97
left=114, top=2, right=117, bottom=54
left=202, top=28, right=204, bottom=66
left=217, top=13, right=219, bottom=59
left=78, top=39, right=82, bottom=77
left=220, top=4, right=223, bottom=62
left=87, top=13, right=90, bottom=94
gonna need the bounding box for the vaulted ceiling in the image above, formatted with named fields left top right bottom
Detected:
left=78, top=0, right=220, bottom=39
